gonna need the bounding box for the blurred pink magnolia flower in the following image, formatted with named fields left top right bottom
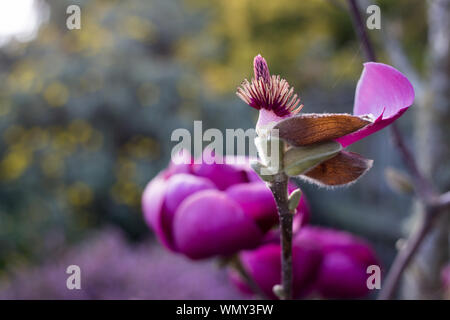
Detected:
left=142, top=151, right=309, bottom=259
left=230, top=226, right=379, bottom=299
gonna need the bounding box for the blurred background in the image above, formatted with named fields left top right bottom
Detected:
left=0, top=0, right=446, bottom=299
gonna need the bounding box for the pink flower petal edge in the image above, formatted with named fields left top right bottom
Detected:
left=142, top=174, right=175, bottom=250
left=336, top=62, right=414, bottom=147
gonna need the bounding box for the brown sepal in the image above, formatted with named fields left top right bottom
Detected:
left=302, top=151, right=373, bottom=186
left=274, top=113, right=372, bottom=147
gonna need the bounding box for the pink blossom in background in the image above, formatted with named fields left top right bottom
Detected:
left=142, top=151, right=308, bottom=260
left=230, top=226, right=380, bottom=299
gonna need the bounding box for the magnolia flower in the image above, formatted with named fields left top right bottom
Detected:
left=142, top=151, right=309, bottom=259
left=237, top=55, right=303, bottom=134
left=230, top=226, right=379, bottom=299
left=237, top=55, right=415, bottom=186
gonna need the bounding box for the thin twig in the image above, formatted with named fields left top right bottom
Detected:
left=390, top=124, right=436, bottom=202
left=347, top=0, right=376, bottom=61
left=378, top=206, right=438, bottom=300
left=436, top=191, right=450, bottom=209
left=345, top=0, right=448, bottom=300
left=377, top=190, right=449, bottom=300
left=347, top=0, right=435, bottom=197
left=356, top=0, right=424, bottom=98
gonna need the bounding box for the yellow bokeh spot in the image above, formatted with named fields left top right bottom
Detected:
left=69, top=120, right=93, bottom=144
left=40, top=153, right=64, bottom=178
left=122, top=15, right=155, bottom=41
left=63, top=15, right=113, bottom=54
left=26, top=127, right=50, bottom=151
left=203, top=65, right=233, bottom=93
left=67, top=182, right=93, bottom=207
left=116, top=158, right=136, bottom=180
left=123, top=136, right=159, bottom=159
left=8, top=61, right=36, bottom=92
left=111, top=181, right=140, bottom=207
left=0, top=146, right=31, bottom=181
left=52, top=129, right=77, bottom=155
left=43, top=82, right=69, bottom=107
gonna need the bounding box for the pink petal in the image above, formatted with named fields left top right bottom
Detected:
left=316, top=251, right=370, bottom=299
left=164, top=174, right=216, bottom=216
left=336, top=109, right=407, bottom=147
left=292, top=240, right=323, bottom=298
left=173, top=190, right=263, bottom=259
left=162, top=174, right=216, bottom=247
left=355, top=63, right=414, bottom=118
left=295, top=226, right=378, bottom=265
left=165, top=155, right=193, bottom=176
left=226, top=182, right=278, bottom=233
left=336, top=62, right=414, bottom=147
left=193, top=151, right=249, bottom=190
left=256, top=109, right=287, bottom=129
left=237, top=240, right=322, bottom=299
left=142, top=173, right=174, bottom=250
left=295, top=226, right=379, bottom=298
left=239, top=243, right=282, bottom=299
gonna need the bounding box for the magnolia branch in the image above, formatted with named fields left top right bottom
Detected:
left=377, top=206, right=438, bottom=300
left=357, top=0, right=424, bottom=99
left=268, top=172, right=293, bottom=300
left=346, top=0, right=449, bottom=300
left=347, top=0, right=376, bottom=61
left=347, top=0, right=435, bottom=198
left=390, top=124, right=436, bottom=203
left=437, top=191, right=450, bottom=209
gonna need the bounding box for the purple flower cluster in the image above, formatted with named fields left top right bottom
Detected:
left=142, top=152, right=379, bottom=299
